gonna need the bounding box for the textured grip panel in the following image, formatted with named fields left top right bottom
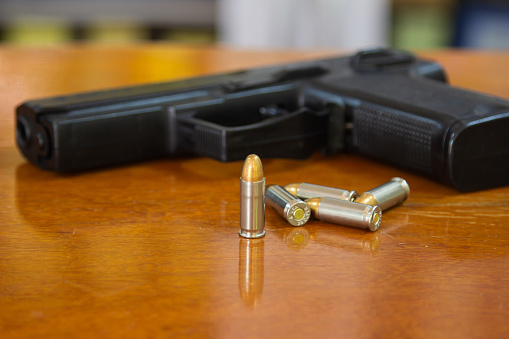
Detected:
left=194, top=124, right=224, bottom=160
left=352, top=103, right=436, bottom=175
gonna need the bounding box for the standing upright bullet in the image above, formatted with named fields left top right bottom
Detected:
left=239, top=154, right=266, bottom=238
left=355, top=177, right=410, bottom=211
left=285, top=182, right=358, bottom=201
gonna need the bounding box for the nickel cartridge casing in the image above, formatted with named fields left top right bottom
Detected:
left=355, top=177, right=410, bottom=211
left=265, top=185, right=311, bottom=226
left=306, top=197, right=382, bottom=232
left=285, top=183, right=358, bottom=201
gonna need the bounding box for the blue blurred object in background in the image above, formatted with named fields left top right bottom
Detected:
left=455, top=0, right=509, bottom=48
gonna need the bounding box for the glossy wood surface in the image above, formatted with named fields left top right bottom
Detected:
left=1, top=44, right=509, bottom=338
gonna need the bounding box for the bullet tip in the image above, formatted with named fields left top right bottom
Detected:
left=354, top=192, right=377, bottom=207
left=241, top=154, right=264, bottom=182
left=305, top=197, right=322, bottom=217
left=284, top=183, right=300, bottom=196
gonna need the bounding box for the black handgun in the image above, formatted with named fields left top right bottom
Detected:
left=15, top=48, right=509, bottom=191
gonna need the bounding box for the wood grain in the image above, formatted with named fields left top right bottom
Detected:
left=1, top=44, right=509, bottom=338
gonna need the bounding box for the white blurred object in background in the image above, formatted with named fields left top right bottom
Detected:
left=217, top=0, right=390, bottom=49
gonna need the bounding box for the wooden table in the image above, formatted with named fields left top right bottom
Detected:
left=1, top=44, right=508, bottom=338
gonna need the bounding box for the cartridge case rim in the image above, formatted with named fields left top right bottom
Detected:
left=367, top=205, right=382, bottom=232
left=283, top=200, right=311, bottom=227
left=266, top=184, right=311, bottom=227
left=239, top=229, right=266, bottom=238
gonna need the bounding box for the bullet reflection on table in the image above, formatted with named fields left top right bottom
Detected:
left=315, top=229, right=381, bottom=254
left=274, top=227, right=312, bottom=250
left=274, top=225, right=379, bottom=254
left=238, top=237, right=264, bottom=308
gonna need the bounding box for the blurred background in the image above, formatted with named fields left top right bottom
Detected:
left=0, top=0, right=507, bottom=49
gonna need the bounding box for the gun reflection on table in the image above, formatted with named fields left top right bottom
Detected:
left=15, top=48, right=509, bottom=191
